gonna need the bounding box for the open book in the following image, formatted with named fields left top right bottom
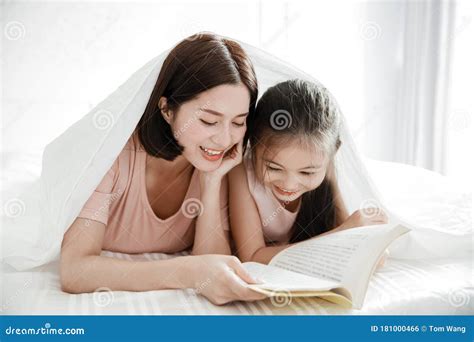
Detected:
left=243, top=223, right=410, bottom=309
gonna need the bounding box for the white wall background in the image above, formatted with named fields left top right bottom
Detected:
left=1, top=0, right=472, bottom=187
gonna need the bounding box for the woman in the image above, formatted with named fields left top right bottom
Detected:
left=60, top=33, right=266, bottom=305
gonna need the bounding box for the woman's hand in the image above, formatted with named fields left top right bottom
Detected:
left=199, top=140, right=243, bottom=188
left=187, top=254, right=267, bottom=305
left=336, top=208, right=388, bottom=232
left=193, top=142, right=244, bottom=255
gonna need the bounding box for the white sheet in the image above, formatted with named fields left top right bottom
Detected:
left=365, top=159, right=473, bottom=260
left=1, top=39, right=434, bottom=271
left=1, top=251, right=472, bottom=315
left=1, top=159, right=472, bottom=314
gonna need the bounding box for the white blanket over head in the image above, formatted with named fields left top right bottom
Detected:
left=2, top=37, right=472, bottom=270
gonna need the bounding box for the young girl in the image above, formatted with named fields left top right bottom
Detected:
left=229, top=79, right=388, bottom=264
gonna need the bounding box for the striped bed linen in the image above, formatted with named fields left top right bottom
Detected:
left=1, top=251, right=472, bottom=315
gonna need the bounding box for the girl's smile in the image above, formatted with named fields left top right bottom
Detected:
left=256, top=142, right=329, bottom=204
left=272, top=184, right=301, bottom=199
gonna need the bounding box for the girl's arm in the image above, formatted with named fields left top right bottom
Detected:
left=324, top=162, right=389, bottom=233
left=230, top=162, right=388, bottom=266
left=229, top=163, right=353, bottom=265
left=60, top=217, right=266, bottom=304
left=229, top=163, right=294, bottom=264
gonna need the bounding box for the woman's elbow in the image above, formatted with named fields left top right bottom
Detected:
left=60, top=272, right=81, bottom=294
left=59, top=257, right=88, bottom=294
left=60, top=279, right=82, bottom=294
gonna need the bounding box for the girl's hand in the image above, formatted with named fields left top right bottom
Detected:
left=336, top=208, right=388, bottom=231
left=187, top=254, right=267, bottom=305
left=375, top=249, right=389, bottom=270
left=199, top=140, right=243, bottom=188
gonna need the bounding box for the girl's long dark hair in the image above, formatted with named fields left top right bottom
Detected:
left=247, top=79, right=344, bottom=243
left=290, top=178, right=336, bottom=243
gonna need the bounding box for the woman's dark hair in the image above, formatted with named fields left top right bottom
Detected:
left=136, top=33, right=258, bottom=161
left=247, top=79, right=344, bottom=243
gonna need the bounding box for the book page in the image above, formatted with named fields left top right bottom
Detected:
left=269, top=223, right=410, bottom=307
left=242, top=261, right=340, bottom=292
left=269, top=229, right=370, bottom=284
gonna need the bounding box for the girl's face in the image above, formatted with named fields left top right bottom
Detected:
left=256, top=141, right=329, bottom=203
left=167, top=83, right=250, bottom=172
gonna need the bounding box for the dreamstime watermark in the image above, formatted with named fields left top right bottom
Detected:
left=359, top=198, right=382, bottom=219
left=270, top=288, right=292, bottom=307
left=262, top=199, right=291, bottom=228
left=4, top=21, right=26, bottom=41
left=93, top=287, right=114, bottom=307
left=359, top=21, right=381, bottom=41
left=174, top=115, right=198, bottom=139
left=84, top=188, right=123, bottom=227
left=4, top=322, right=85, bottom=336
left=270, top=110, right=292, bottom=130
left=195, top=278, right=212, bottom=295
left=92, top=109, right=114, bottom=131
left=447, top=288, right=470, bottom=308
left=181, top=198, right=204, bottom=218
left=3, top=198, right=26, bottom=218
left=173, top=101, right=211, bottom=139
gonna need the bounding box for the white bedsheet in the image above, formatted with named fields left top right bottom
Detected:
left=1, top=251, right=472, bottom=315
left=1, top=158, right=473, bottom=315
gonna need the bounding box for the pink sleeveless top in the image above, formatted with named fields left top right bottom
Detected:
left=243, top=156, right=300, bottom=244
left=77, top=131, right=229, bottom=254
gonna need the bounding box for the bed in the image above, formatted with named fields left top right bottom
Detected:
left=1, top=155, right=473, bottom=315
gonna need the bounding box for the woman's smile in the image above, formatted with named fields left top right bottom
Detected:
left=199, top=146, right=226, bottom=161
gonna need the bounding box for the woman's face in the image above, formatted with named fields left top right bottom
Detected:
left=256, top=141, right=329, bottom=203
left=168, top=83, right=250, bottom=172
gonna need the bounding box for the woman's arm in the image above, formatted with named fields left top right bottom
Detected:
left=191, top=176, right=231, bottom=255
left=60, top=217, right=266, bottom=304
left=192, top=141, right=245, bottom=256
left=60, top=217, right=192, bottom=293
